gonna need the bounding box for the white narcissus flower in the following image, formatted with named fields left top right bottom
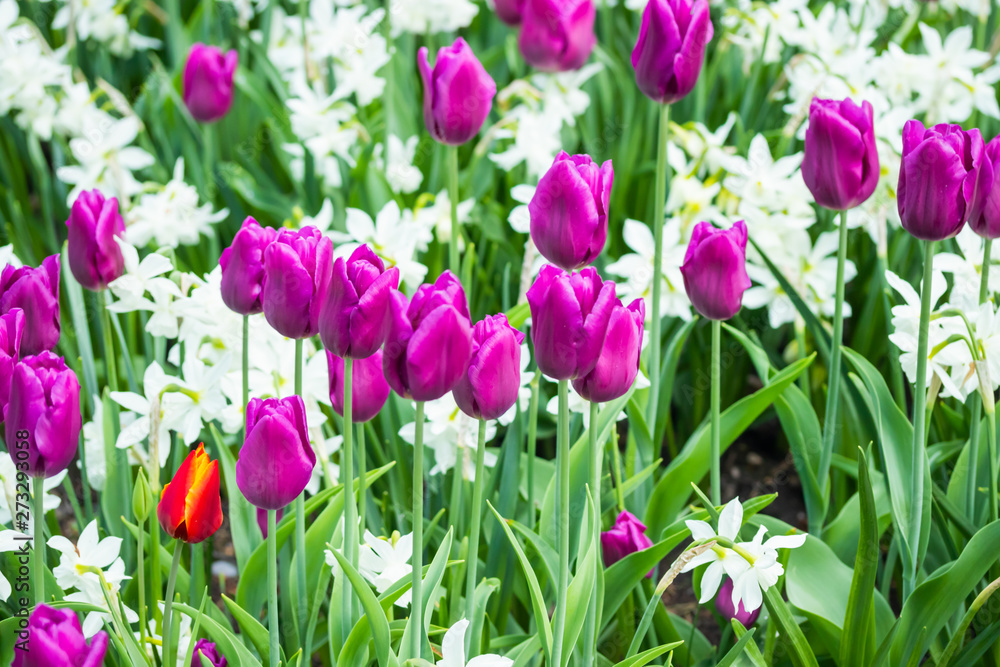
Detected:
left=48, top=520, right=127, bottom=592
left=126, top=159, right=228, bottom=249
left=0, top=455, right=64, bottom=529
left=607, top=218, right=692, bottom=323
left=111, top=361, right=173, bottom=466
left=374, top=135, right=423, bottom=194
left=328, top=530, right=414, bottom=607
left=681, top=498, right=745, bottom=604
left=438, top=619, right=513, bottom=667
left=0, top=530, right=28, bottom=601
left=64, top=561, right=138, bottom=637
left=400, top=396, right=498, bottom=481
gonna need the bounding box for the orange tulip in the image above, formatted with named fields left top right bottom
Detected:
left=157, top=444, right=223, bottom=544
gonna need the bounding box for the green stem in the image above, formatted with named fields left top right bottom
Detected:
left=647, top=103, right=671, bottom=429
left=711, top=319, right=721, bottom=506
left=33, top=476, right=44, bottom=607
left=162, top=544, right=183, bottom=667
left=342, top=356, right=356, bottom=632
left=526, top=372, right=540, bottom=530
left=411, top=401, right=426, bottom=659
left=967, top=238, right=991, bottom=518
left=293, top=338, right=307, bottom=644
left=203, top=124, right=215, bottom=201
left=626, top=588, right=659, bottom=658
left=268, top=509, right=279, bottom=667
left=552, top=379, right=571, bottom=667
left=448, top=145, right=460, bottom=274
left=909, top=241, right=936, bottom=596
left=137, top=515, right=146, bottom=648
left=242, top=314, right=249, bottom=444
left=357, top=421, right=367, bottom=547
left=817, top=209, right=849, bottom=519
left=465, top=418, right=488, bottom=656
left=583, top=400, right=602, bottom=665
left=987, top=404, right=997, bottom=525
left=610, top=426, right=625, bottom=512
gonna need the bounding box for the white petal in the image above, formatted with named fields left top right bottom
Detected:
left=685, top=520, right=717, bottom=541
left=718, top=498, right=743, bottom=540
left=763, top=533, right=807, bottom=550
left=439, top=620, right=469, bottom=667
left=698, top=562, right=725, bottom=604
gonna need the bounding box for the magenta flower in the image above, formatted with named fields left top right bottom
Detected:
left=383, top=271, right=474, bottom=402
left=191, top=639, right=228, bottom=667
left=219, top=217, right=277, bottom=315
left=518, top=0, right=596, bottom=72
left=0, top=255, right=60, bottom=356
left=526, top=265, right=616, bottom=381
left=716, top=577, right=760, bottom=627
left=601, top=510, right=654, bottom=576
left=261, top=226, right=333, bottom=339
left=418, top=38, right=497, bottom=146
left=453, top=314, right=525, bottom=420
left=495, top=0, right=525, bottom=24
left=680, top=220, right=751, bottom=321
left=529, top=152, right=613, bottom=271
left=5, top=352, right=81, bottom=479
left=237, top=396, right=316, bottom=510
left=898, top=119, right=985, bottom=241
left=319, top=244, right=400, bottom=359
left=12, top=605, right=108, bottom=667
left=573, top=298, right=644, bottom=402
left=631, top=0, right=713, bottom=104
left=802, top=98, right=880, bottom=211
left=970, top=136, right=1000, bottom=239
left=65, top=189, right=125, bottom=291
left=183, top=43, right=238, bottom=123
left=327, top=350, right=391, bottom=423
left=0, top=308, right=24, bottom=418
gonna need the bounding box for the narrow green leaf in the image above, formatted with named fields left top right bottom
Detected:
left=840, top=449, right=878, bottom=667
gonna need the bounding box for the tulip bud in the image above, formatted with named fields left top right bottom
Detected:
left=529, top=152, right=613, bottom=271
left=261, top=226, right=333, bottom=339
left=183, top=43, right=238, bottom=123
left=191, top=639, right=228, bottom=667
left=219, top=217, right=278, bottom=315
left=518, top=0, right=596, bottom=72
left=632, top=0, right=713, bottom=105
left=237, top=396, right=316, bottom=510
left=801, top=98, right=880, bottom=211
left=680, top=220, right=751, bottom=321
left=133, top=467, right=153, bottom=522
left=601, top=511, right=654, bottom=575
left=383, top=271, right=474, bottom=401
left=573, top=298, right=644, bottom=402
left=418, top=38, right=497, bottom=146
left=5, top=352, right=81, bottom=479
left=0, top=308, right=25, bottom=418
left=158, top=444, right=223, bottom=544
left=318, top=244, right=400, bottom=359
left=0, top=254, right=60, bottom=356
left=526, top=265, right=616, bottom=380
left=898, top=119, right=985, bottom=241
left=453, top=314, right=525, bottom=420
left=65, top=189, right=126, bottom=291
left=494, top=0, right=525, bottom=24
left=969, top=136, right=1000, bottom=239
left=716, top=577, right=760, bottom=626
left=12, top=605, right=109, bottom=667
left=327, top=350, right=391, bottom=423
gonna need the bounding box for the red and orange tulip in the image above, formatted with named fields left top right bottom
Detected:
left=157, top=444, right=223, bottom=544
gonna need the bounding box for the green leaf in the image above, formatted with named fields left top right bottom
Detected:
left=330, top=548, right=395, bottom=667
left=222, top=594, right=273, bottom=666
left=614, top=641, right=683, bottom=667
left=171, top=602, right=263, bottom=666
left=398, top=528, right=455, bottom=662
left=840, top=449, right=878, bottom=667
left=731, top=620, right=767, bottom=667
left=762, top=587, right=819, bottom=667
left=210, top=424, right=257, bottom=571
left=561, top=490, right=597, bottom=660
left=716, top=627, right=757, bottom=667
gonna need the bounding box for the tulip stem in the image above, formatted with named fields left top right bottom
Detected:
left=268, top=509, right=279, bottom=667
left=647, top=103, right=671, bottom=431
left=526, top=372, right=540, bottom=529
left=137, top=514, right=146, bottom=648
left=162, top=544, right=183, bottom=667
left=293, top=338, right=308, bottom=645
left=710, top=319, right=721, bottom=506
left=33, top=476, right=44, bottom=607
left=583, top=400, right=602, bottom=666
left=967, top=237, right=992, bottom=518
left=411, top=401, right=426, bottom=658
left=357, top=420, right=367, bottom=548
left=242, top=314, right=249, bottom=444
left=342, top=356, right=356, bottom=633
left=816, top=209, right=849, bottom=525
left=448, top=145, right=461, bottom=274
left=465, top=418, right=488, bottom=656
left=909, top=241, right=935, bottom=596
left=552, top=379, right=571, bottom=667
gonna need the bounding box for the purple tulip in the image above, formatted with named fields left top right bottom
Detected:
left=680, top=220, right=751, bottom=321
left=898, top=119, right=986, bottom=241
left=191, top=639, right=228, bottom=667
left=5, top=352, right=81, bottom=479
left=327, top=350, right=391, bottom=423
left=183, top=43, right=238, bottom=123
left=529, top=152, right=613, bottom=271
left=0, top=255, right=60, bottom=356
left=970, top=136, right=1000, bottom=239
left=526, top=265, right=616, bottom=380
left=261, top=226, right=333, bottom=339
left=0, top=308, right=24, bottom=418
left=802, top=98, right=880, bottom=211
left=237, top=396, right=316, bottom=510
left=453, top=314, right=525, bottom=420
left=518, top=0, right=596, bottom=72
left=573, top=298, right=644, bottom=402
left=220, top=217, right=278, bottom=315
left=383, top=271, right=474, bottom=402
left=418, top=38, right=497, bottom=146
left=12, top=604, right=108, bottom=667
left=601, top=511, right=654, bottom=576
left=319, top=244, right=400, bottom=359
left=716, top=577, right=760, bottom=627
left=65, top=189, right=126, bottom=291
left=631, top=0, right=713, bottom=104
left=494, top=0, right=525, bottom=24
left=256, top=507, right=283, bottom=538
